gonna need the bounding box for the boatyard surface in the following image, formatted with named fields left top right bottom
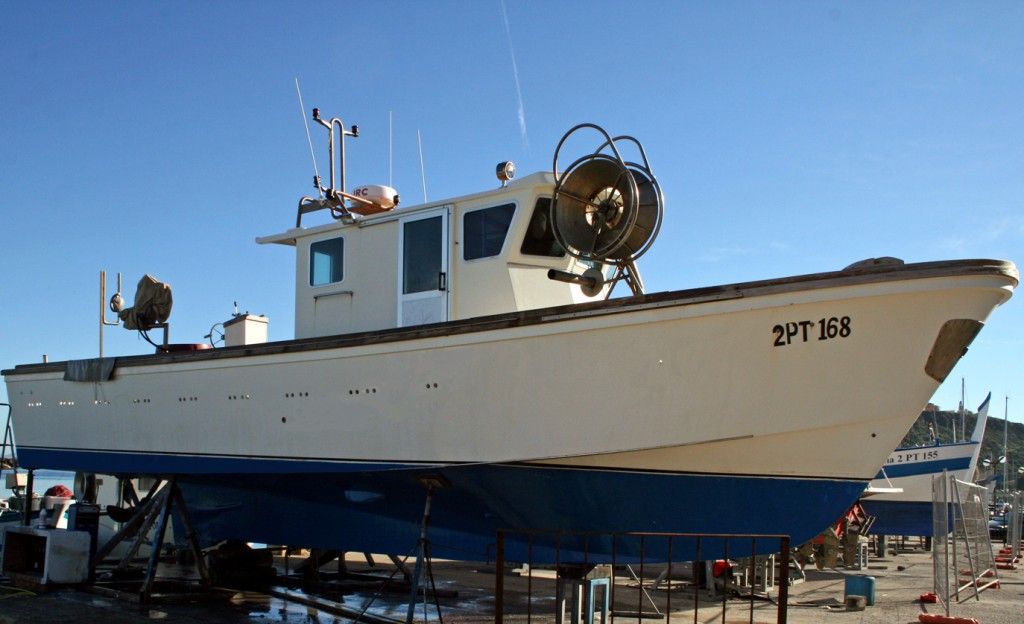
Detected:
left=1, top=548, right=1021, bottom=624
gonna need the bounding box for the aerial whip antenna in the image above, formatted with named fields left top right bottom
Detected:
left=294, top=77, right=323, bottom=199
left=417, top=128, right=428, bottom=203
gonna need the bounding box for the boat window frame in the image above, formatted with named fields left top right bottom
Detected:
left=461, top=201, right=518, bottom=262
left=309, top=235, right=345, bottom=287
left=519, top=196, right=566, bottom=259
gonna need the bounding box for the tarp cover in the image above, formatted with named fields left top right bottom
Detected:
left=118, top=274, right=173, bottom=330
left=64, top=357, right=116, bottom=382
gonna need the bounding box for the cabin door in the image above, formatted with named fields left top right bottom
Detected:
left=398, top=207, right=450, bottom=327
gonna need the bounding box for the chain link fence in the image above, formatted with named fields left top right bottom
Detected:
left=931, top=472, right=999, bottom=616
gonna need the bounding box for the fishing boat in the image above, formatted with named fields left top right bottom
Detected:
left=2, top=115, right=1018, bottom=562
left=860, top=394, right=991, bottom=537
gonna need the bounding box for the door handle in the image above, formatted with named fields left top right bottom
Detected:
left=438, top=272, right=447, bottom=291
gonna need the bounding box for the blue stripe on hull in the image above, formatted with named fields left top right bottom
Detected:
left=177, top=466, right=863, bottom=562
left=18, top=448, right=866, bottom=561
left=873, top=456, right=971, bottom=480
left=860, top=500, right=947, bottom=537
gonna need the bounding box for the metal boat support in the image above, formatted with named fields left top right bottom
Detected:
left=93, top=478, right=210, bottom=601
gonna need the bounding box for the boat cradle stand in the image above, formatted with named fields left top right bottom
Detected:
left=92, top=477, right=211, bottom=602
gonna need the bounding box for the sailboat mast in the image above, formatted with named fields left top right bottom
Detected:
left=1004, top=396, right=1009, bottom=492
left=962, top=378, right=967, bottom=442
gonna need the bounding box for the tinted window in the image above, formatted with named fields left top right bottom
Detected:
left=403, top=216, right=443, bottom=294
left=463, top=203, right=515, bottom=260
left=520, top=198, right=565, bottom=257
left=310, top=237, right=344, bottom=286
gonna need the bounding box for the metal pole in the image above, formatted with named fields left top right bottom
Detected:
left=940, top=473, right=950, bottom=616
left=99, top=271, right=105, bottom=358
left=495, top=530, right=505, bottom=624
left=665, top=537, right=672, bottom=624
left=1004, top=396, right=1009, bottom=494
left=720, top=539, right=728, bottom=624
left=1, top=403, right=13, bottom=471
left=22, top=469, right=34, bottom=526
left=141, top=480, right=175, bottom=601
left=776, top=536, right=790, bottom=624
left=405, top=485, right=435, bottom=624
left=171, top=483, right=211, bottom=586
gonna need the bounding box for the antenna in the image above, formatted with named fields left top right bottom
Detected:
left=417, top=128, right=428, bottom=203
left=388, top=111, right=393, bottom=188
left=294, top=78, right=323, bottom=198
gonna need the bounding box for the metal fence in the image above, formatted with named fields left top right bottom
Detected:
left=931, top=472, right=999, bottom=615
left=494, top=530, right=792, bottom=624
left=1006, top=491, right=1022, bottom=559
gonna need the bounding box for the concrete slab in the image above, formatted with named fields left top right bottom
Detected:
left=0, top=548, right=1020, bottom=623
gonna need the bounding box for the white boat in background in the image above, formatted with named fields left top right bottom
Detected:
left=2, top=115, right=1018, bottom=561
left=861, top=394, right=991, bottom=536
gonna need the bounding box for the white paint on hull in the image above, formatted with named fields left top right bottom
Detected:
left=5, top=262, right=1016, bottom=485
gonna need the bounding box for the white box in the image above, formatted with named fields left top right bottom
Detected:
left=224, top=314, right=269, bottom=347
left=2, top=526, right=91, bottom=585
left=5, top=472, right=27, bottom=489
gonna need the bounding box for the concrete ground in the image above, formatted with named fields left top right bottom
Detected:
left=0, top=546, right=1020, bottom=623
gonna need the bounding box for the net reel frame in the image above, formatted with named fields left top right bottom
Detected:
left=550, top=123, right=664, bottom=295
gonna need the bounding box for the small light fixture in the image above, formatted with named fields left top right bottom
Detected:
left=496, top=161, right=515, bottom=187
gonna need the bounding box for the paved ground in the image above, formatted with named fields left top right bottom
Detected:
left=0, top=547, right=1021, bottom=623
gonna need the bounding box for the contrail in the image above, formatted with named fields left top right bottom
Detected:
left=500, top=0, right=529, bottom=151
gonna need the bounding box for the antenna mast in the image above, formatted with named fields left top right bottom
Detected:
left=294, top=78, right=323, bottom=199
left=417, top=128, right=427, bottom=203
left=1004, top=396, right=1010, bottom=492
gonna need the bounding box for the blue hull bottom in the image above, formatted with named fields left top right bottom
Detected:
left=171, top=464, right=863, bottom=562
left=860, top=500, right=945, bottom=537
left=17, top=448, right=866, bottom=561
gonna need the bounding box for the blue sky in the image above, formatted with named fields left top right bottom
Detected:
left=1, top=2, right=1021, bottom=421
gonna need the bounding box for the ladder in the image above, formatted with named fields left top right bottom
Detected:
left=1, top=402, right=16, bottom=471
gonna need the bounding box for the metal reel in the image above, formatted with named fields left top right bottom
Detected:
left=551, top=124, right=664, bottom=265
left=552, top=154, right=639, bottom=260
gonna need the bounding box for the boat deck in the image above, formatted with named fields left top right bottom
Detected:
left=4, top=257, right=1015, bottom=377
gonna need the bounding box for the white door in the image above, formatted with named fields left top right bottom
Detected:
left=398, top=208, right=449, bottom=327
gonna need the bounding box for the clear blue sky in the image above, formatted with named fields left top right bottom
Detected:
left=1, top=3, right=1021, bottom=421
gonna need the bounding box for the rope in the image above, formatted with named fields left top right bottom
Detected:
left=0, top=584, right=36, bottom=599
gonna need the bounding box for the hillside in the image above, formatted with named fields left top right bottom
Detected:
left=899, top=405, right=1024, bottom=489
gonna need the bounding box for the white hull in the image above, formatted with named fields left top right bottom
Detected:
left=868, top=442, right=980, bottom=503
left=5, top=260, right=1016, bottom=484
left=867, top=394, right=990, bottom=503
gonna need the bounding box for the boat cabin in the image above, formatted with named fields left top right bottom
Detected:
left=256, top=172, right=612, bottom=339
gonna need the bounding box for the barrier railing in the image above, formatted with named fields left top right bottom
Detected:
left=494, top=529, right=792, bottom=624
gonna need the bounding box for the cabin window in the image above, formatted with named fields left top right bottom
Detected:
left=520, top=198, right=565, bottom=257
left=463, top=203, right=515, bottom=260
left=310, top=237, right=344, bottom=286
left=403, top=216, right=443, bottom=294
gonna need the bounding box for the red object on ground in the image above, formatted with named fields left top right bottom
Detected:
left=918, top=592, right=938, bottom=603
left=996, top=562, right=1017, bottom=570
left=712, top=560, right=732, bottom=577
left=918, top=614, right=981, bottom=624
left=958, top=569, right=995, bottom=577
left=43, top=484, right=73, bottom=498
